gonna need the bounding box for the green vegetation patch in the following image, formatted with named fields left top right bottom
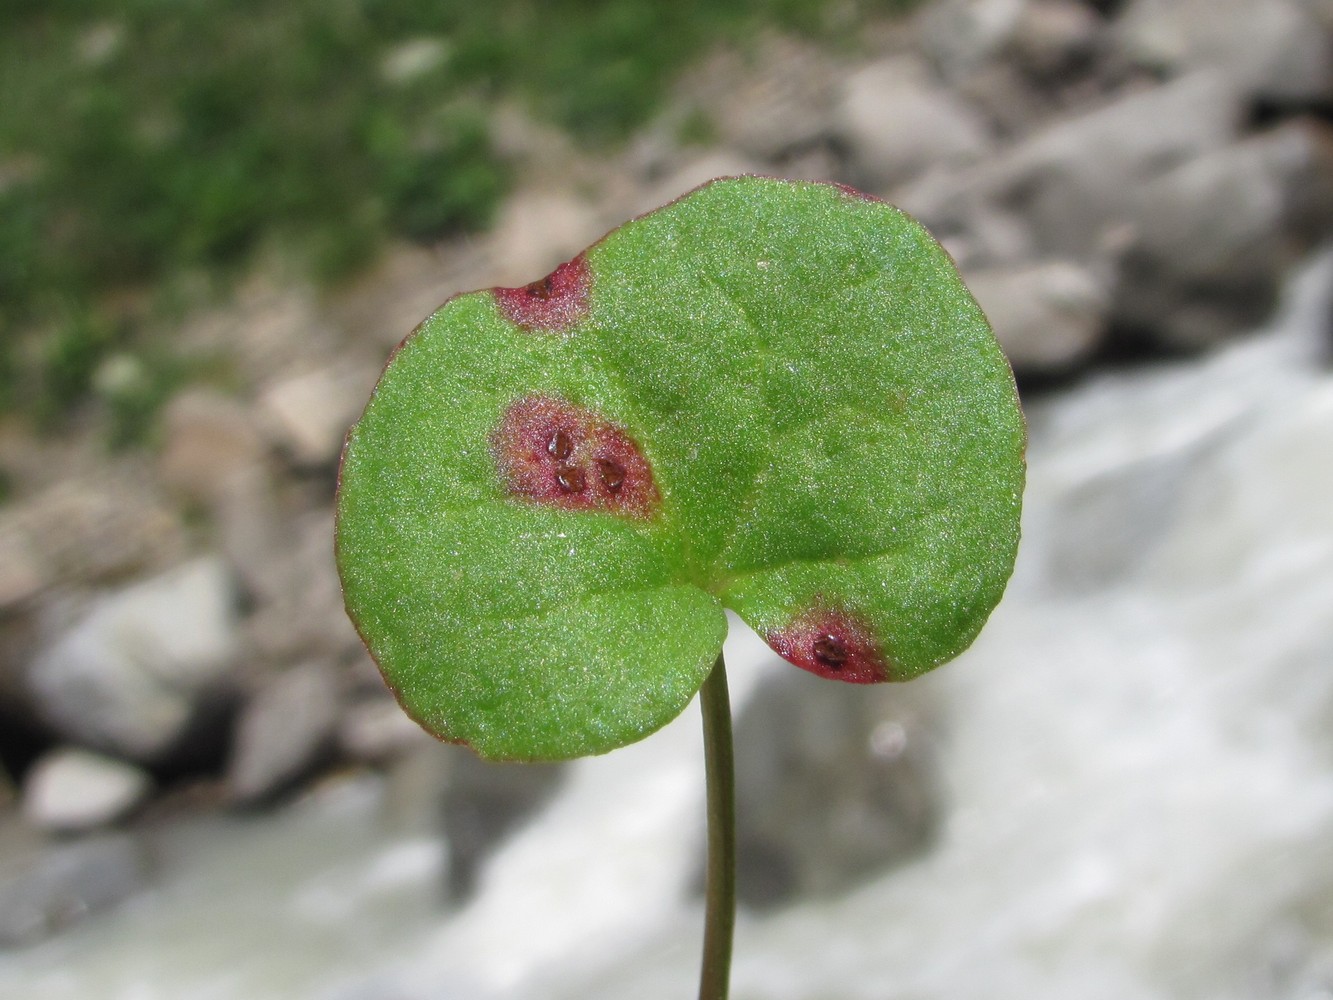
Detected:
left=0, top=0, right=916, bottom=426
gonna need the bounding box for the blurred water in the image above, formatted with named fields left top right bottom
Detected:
left=3, top=252, right=1332, bottom=1000
left=0, top=778, right=445, bottom=1000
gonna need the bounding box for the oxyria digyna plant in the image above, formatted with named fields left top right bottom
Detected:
left=336, top=176, right=1026, bottom=999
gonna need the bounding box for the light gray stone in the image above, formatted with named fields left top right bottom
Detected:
left=27, top=557, right=240, bottom=762
left=178, top=283, right=332, bottom=390
left=158, top=389, right=266, bottom=504
left=1282, top=121, right=1333, bottom=246
left=21, top=748, right=152, bottom=833
left=966, top=260, right=1108, bottom=372
left=241, top=507, right=364, bottom=662
left=338, top=696, right=433, bottom=764
left=227, top=661, right=341, bottom=804
left=960, top=207, right=1038, bottom=268
left=257, top=364, right=379, bottom=469
left=10, top=476, right=186, bottom=588
left=213, top=463, right=286, bottom=605
left=485, top=189, right=606, bottom=290
left=916, top=0, right=1028, bottom=81
left=1006, top=0, right=1104, bottom=78
left=0, top=516, right=46, bottom=611
left=0, top=822, right=148, bottom=947
left=890, top=71, right=1242, bottom=264
left=953, top=59, right=1056, bottom=138
left=889, top=197, right=1034, bottom=274
left=634, top=150, right=770, bottom=217
left=835, top=55, right=993, bottom=191
left=992, top=70, right=1242, bottom=259
left=1118, top=0, right=1333, bottom=103
left=1114, top=125, right=1322, bottom=348
left=379, top=37, right=448, bottom=85
left=707, top=35, right=839, bottom=161
left=439, top=751, right=565, bottom=902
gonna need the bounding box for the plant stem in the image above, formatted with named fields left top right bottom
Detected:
left=698, top=650, right=736, bottom=1000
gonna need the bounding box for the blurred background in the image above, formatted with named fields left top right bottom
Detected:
left=2, top=0, right=1333, bottom=997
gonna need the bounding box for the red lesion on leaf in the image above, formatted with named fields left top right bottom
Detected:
left=492, top=394, right=660, bottom=519
left=765, top=606, right=894, bottom=684
left=494, top=254, right=591, bottom=332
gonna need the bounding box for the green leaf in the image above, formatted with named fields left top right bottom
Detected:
left=336, top=176, right=1025, bottom=761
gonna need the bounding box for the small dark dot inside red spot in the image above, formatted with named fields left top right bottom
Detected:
left=547, top=430, right=573, bottom=461
left=556, top=465, right=586, bottom=493
left=813, top=635, right=847, bottom=669
left=527, top=276, right=554, bottom=300
left=597, top=458, right=625, bottom=493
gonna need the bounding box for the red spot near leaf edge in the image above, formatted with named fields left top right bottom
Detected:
left=765, top=606, right=894, bottom=684
left=494, top=254, right=591, bottom=333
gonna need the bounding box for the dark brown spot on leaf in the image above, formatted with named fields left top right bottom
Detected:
left=812, top=634, right=847, bottom=669
left=494, top=254, right=591, bottom=333
left=597, top=458, right=625, bottom=493
left=556, top=465, right=586, bottom=493
left=547, top=430, right=573, bottom=461
left=492, top=395, right=661, bottom=518
left=766, top=607, right=893, bottom=684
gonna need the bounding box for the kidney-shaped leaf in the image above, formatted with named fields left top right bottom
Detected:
left=336, top=177, right=1025, bottom=761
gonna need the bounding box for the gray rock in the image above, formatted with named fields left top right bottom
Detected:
left=1006, top=0, right=1105, bottom=79
left=962, top=64, right=1058, bottom=141
left=227, top=661, right=342, bottom=804
left=27, top=557, right=240, bottom=762
left=338, top=695, right=433, bottom=764
left=726, top=669, right=942, bottom=909
left=707, top=35, right=840, bottom=162
left=890, top=71, right=1241, bottom=265
left=958, top=207, right=1038, bottom=269
left=966, top=260, right=1109, bottom=372
left=440, top=751, right=565, bottom=902
left=485, top=189, right=607, bottom=290
left=634, top=150, right=770, bottom=218
left=891, top=171, right=1037, bottom=268
left=257, top=364, right=379, bottom=469
left=10, top=476, right=186, bottom=588
left=0, top=611, right=38, bottom=728
left=21, top=748, right=152, bottom=833
left=157, top=389, right=266, bottom=505
left=1117, top=0, right=1333, bottom=104
left=993, top=70, right=1242, bottom=260
left=1114, top=125, right=1323, bottom=349
left=0, top=821, right=148, bottom=947
left=916, top=0, right=1028, bottom=82
left=1274, top=120, right=1333, bottom=246
left=0, top=515, right=46, bottom=611
left=179, top=283, right=332, bottom=391
left=379, top=37, right=448, bottom=85
left=213, top=463, right=286, bottom=605
left=382, top=740, right=455, bottom=838
left=379, top=738, right=564, bottom=902
left=835, top=55, right=993, bottom=190
left=241, top=507, right=364, bottom=663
